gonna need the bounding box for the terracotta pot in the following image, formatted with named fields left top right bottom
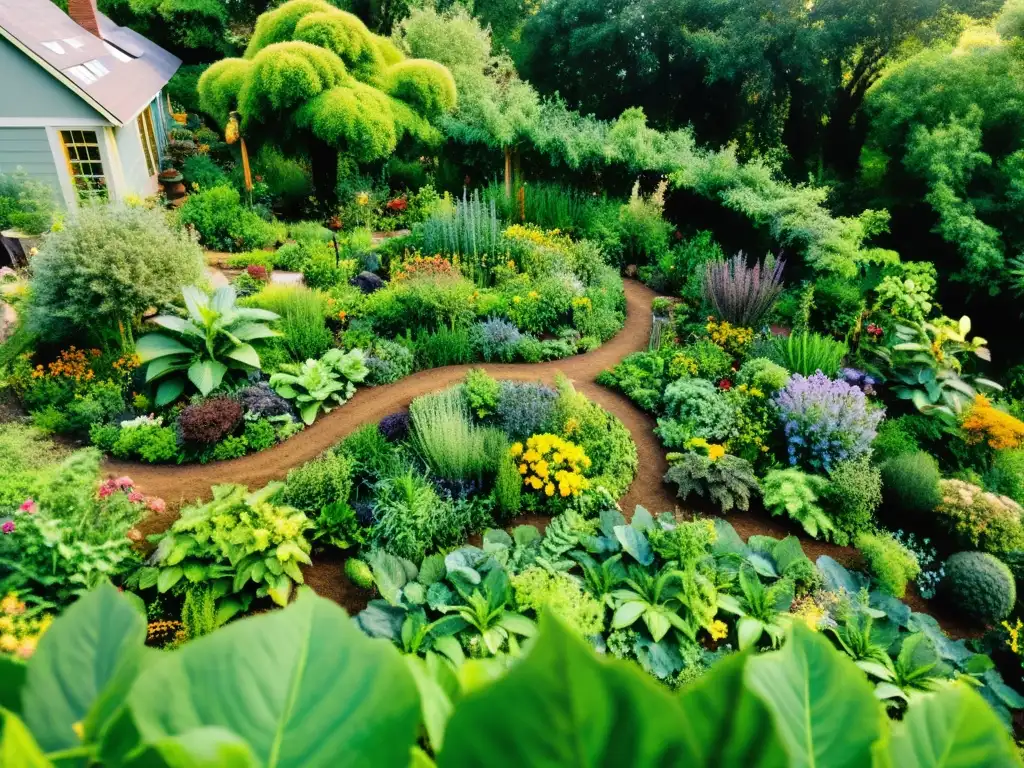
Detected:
left=159, top=172, right=186, bottom=201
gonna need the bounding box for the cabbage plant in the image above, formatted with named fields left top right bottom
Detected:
left=270, top=348, right=369, bottom=425
left=136, top=285, right=279, bottom=406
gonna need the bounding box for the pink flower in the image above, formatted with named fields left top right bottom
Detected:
left=98, top=484, right=115, bottom=499
left=2, top=521, right=15, bottom=534
left=18, top=499, right=36, bottom=514
left=147, top=497, right=166, bottom=513
left=114, top=476, right=134, bottom=489
left=128, top=491, right=144, bottom=503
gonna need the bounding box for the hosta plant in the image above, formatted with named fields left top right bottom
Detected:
left=4, top=585, right=1020, bottom=766
left=135, top=482, right=312, bottom=618
left=136, top=285, right=279, bottom=406
left=761, top=468, right=834, bottom=540
left=270, top=348, right=369, bottom=425
left=717, top=564, right=795, bottom=649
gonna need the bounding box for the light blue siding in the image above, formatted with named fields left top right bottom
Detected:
left=0, top=127, right=62, bottom=203
left=0, top=38, right=105, bottom=122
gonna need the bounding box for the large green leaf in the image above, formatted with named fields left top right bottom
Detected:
left=0, top=709, right=50, bottom=768
left=676, top=651, right=787, bottom=766
left=144, top=357, right=190, bottom=383
left=0, top=656, right=26, bottom=714
left=230, top=323, right=278, bottom=342
left=156, top=378, right=186, bottom=407
left=136, top=333, right=193, bottom=363
left=124, top=590, right=418, bottom=768
left=745, top=624, right=884, bottom=768
left=224, top=344, right=261, bottom=369
left=123, top=727, right=259, bottom=768
left=438, top=615, right=690, bottom=766
left=23, top=583, right=147, bottom=753
left=889, top=683, right=1020, bottom=767
left=188, top=360, right=228, bottom=396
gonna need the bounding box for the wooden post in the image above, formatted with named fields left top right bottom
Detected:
left=504, top=146, right=512, bottom=198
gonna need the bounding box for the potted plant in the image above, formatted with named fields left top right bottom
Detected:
left=158, top=167, right=186, bottom=200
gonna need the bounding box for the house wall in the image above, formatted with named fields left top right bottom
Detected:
left=0, top=127, right=61, bottom=196
left=115, top=118, right=156, bottom=197
left=0, top=38, right=106, bottom=123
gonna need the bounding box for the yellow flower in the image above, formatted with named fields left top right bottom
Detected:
left=707, top=444, right=726, bottom=461
left=356, top=192, right=370, bottom=206
left=708, top=620, right=728, bottom=641
left=544, top=483, right=555, bottom=496
left=510, top=442, right=523, bottom=457
left=0, top=634, right=16, bottom=652
left=513, top=296, right=522, bottom=304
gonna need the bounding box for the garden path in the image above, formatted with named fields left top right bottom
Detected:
left=106, top=279, right=966, bottom=630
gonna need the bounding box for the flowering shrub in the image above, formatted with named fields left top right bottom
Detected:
left=839, top=368, right=878, bottom=396
left=512, top=434, right=591, bottom=498
left=775, top=372, right=884, bottom=472
left=391, top=253, right=458, bottom=282
left=246, top=264, right=269, bottom=282
left=961, top=395, right=1024, bottom=450
left=31, top=346, right=100, bottom=385
left=0, top=593, right=51, bottom=659
left=705, top=318, right=754, bottom=356
left=934, top=479, right=1024, bottom=555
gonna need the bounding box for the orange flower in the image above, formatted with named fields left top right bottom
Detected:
left=961, top=395, right=1024, bottom=450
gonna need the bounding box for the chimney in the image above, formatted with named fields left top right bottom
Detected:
left=68, top=0, right=102, bottom=38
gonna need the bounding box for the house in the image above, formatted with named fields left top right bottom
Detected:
left=0, top=0, right=180, bottom=207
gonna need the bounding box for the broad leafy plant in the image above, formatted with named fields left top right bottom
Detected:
left=134, top=483, right=312, bottom=618
left=761, top=468, right=834, bottom=540
left=270, top=348, right=369, bottom=425
left=717, top=564, right=795, bottom=649
left=4, top=584, right=1020, bottom=766
left=137, top=285, right=279, bottom=406
left=869, top=315, right=1001, bottom=422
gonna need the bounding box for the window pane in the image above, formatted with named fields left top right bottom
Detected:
left=60, top=130, right=72, bottom=143
left=86, top=146, right=100, bottom=161
left=82, top=130, right=97, bottom=143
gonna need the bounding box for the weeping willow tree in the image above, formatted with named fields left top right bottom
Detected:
left=196, top=0, right=457, bottom=204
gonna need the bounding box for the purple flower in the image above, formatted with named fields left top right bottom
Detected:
left=2, top=521, right=15, bottom=534
left=775, top=371, right=884, bottom=473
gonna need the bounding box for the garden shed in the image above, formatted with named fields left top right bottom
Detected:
left=0, top=0, right=179, bottom=208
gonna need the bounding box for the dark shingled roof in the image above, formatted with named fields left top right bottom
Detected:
left=0, top=0, right=180, bottom=126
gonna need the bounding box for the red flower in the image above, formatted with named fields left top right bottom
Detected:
left=247, top=264, right=269, bottom=281
left=385, top=197, right=408, bottom=212
left=718, top=379, right=733, bottom=391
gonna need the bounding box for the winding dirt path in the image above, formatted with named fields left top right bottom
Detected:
left=107, top=278, right=971, bottom=633
left=113, top=279, right=679, bottom=535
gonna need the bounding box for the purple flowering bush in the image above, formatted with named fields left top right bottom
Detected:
left=775, top=372, right=884, bottom=472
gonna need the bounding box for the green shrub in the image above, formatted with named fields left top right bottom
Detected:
left=736, top=357, right=790, bottom=393
left=679, top=339, right=733, bottom=381
left=769, top=332, right=847, bottom=377
left=178, top=185, right=284, bottom=252
left=252, top=146, right=312, bottom=216
left=0, top=170, right=56, bottom=235
left=365, top=339, right=415, bottom=385
left=821, top=458, right=882, bottom=546
left=761, top=468, right=833, bottom=540
left=282, top=451, right=354, bottom=513
left=409, top=387, right=498, bottom=481
left=414, top=327, right=473, bottom=369
left=26, top=204, right=204, bottom=343
left=658, top=378, right=735, bottom=445
left=664, top=452, right=758, bottom=513
left=512, top=566, right=604, bottom=636
left=243, top=419, right=278, bottom=452
left=212, top=435, right=249, bottom=461
left=880, top=451, right=942, bottom=517
left=809, top=276, right=865, bottom=340
left=289, top=220, right=333, bottom=245
left=933, top=479, right=1024, bottom=556
left=986, top=448, right=1024, bottom=505
left=942, top=551, right=1016, bottom=625
left=856, top=531, right=920, bottom=598
left=494, top=446, right=523, bottom=518
left=344, top=557, right=374, bottom=588
left=226, top=250, right=275, bottom=271
left=872, top=417, right=921, bottom=461
left=111, top=425, right=181, bottom=463
left=181, top=154, right=229, bottom=190
left=465, top=368, right=500, bottom=419
left=302, top=244, right=356, bottom=290
left=246, top=285, right=333, bottom=362
left=370, top=469, right=440, bottom=561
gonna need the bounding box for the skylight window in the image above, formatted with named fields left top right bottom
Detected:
left=103, top=42, right=133, bottom=63
left=41, top=41, right=65, bottom=54
left=83, top=59, right=109, bottom=77
left=66, top=65, right=97, bottom=85
left=63, top=37, right=85, bottom=49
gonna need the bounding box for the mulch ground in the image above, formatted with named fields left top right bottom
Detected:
left=96, top=278, right=979, bottom=636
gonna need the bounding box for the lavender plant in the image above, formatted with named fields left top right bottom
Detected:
left=496, top=381, right=558, bottom=440
left=775, top=372, right=884, bottom=472
left=472, top=317, right=524, bottom=362
left=703, top=252, right=785, bottom=327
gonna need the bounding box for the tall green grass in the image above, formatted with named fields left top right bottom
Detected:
left=414, top=327, right=473, bottom=369
left=409, top=387, right=500, bottom=481
left=769, top=332, right=848, bottom=377
left=483, top=181, right=596, bottom=234
left=244, top=284, right=333, bottom=362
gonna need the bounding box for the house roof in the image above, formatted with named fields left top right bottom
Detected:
left=0, top=0, right=180, bottom=126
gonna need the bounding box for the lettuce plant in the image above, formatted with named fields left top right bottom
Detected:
left=270, top=348, right=369, bottom=425
left=136, top=285, right=279, bottom=406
